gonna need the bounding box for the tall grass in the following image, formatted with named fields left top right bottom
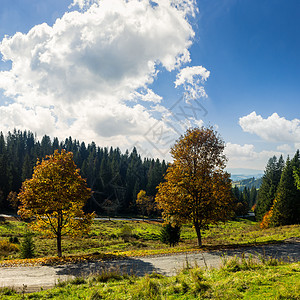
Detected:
left=0, top=259, right=299, bottom=299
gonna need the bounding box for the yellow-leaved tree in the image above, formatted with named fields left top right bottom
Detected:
left=155, top=127, right=233, bottom=246
left=136, top=190, right=154, bottom=219
left=18, top=149, right=94, bottom=257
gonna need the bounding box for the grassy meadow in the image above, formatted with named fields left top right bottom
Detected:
left=0, top=257, right=299, bottom=299
left=0, top=217, right=299, bottom=264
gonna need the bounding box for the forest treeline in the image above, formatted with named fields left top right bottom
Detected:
left=1, top=129, right=299, bottom=226
left=0, top=130, right=167, bottom=214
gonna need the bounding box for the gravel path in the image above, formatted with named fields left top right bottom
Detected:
left=0, top=242, right=299, bottom=293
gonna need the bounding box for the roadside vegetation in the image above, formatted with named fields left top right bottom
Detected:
left=0, top=256, right=299, bottom=299
left=1, top=217, right=299, bottom=266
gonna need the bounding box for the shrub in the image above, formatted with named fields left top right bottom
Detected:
left=159, top=223, right=181, bottom=247
left=20, top=232, right=35, bottom=259
left=0, top=287, right=17, bottom=296
left=0, top=240, right=19, bottom=256
left=9, top=236, right=19, bottom=244
left=119, top=225, right=133, bottom=242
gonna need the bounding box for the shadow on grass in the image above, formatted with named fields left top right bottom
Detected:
left=200, top=240, right=286, bottom=251
left=220, top=242, right=300, bottom=262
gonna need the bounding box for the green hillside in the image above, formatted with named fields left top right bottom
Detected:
left=232, top=177, right=262, bottom=190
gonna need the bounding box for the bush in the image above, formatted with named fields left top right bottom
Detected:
left=0, top=287, right=17, bottom=296
left=20, top=232, right=35, bottom=259
left=119, top=225, right=133, bottom=242
left=159, top=223, right=181, bottom=247
left=0, top=240, right=19, bottom=256
left=9, top=236, right=19, bottom=244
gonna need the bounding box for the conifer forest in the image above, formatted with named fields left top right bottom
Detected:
left=0, top=130, right=167, bottom=215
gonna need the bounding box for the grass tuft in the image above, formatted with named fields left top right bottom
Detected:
left=0, top=287, right=17, bottom=296
left=89, top=290, right=103, bottom=300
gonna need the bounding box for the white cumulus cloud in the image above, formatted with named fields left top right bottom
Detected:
left=175, top=65, right=210, bottom=99
left=239, top=112, right=300, bottom=143
left=0, top=0, right=204, bottom=155
left=224, top=142, right=282, bottom=170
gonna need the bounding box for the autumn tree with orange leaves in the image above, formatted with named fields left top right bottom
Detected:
left=18, top=150, right=94, bottom=257
left=155, top=127, right=233, bottom=246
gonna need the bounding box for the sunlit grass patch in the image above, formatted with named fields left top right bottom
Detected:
left=0, top=218, right=299, bottom=265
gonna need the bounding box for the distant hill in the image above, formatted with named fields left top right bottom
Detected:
left=230, top=174, right=263, bottom=181
left=227, top=168, right=263, bottom=181
left=232, top=177, right=262, bottom=190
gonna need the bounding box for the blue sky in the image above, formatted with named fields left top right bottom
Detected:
left=0, top=0, right=300, bottom=174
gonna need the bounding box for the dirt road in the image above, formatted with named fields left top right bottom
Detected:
left=0, top=242, right=299, bottom=293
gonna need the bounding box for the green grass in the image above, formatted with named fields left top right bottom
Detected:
left=0, top=217, right=299, bottom=263
left=1, top=259, right=299, bottom=299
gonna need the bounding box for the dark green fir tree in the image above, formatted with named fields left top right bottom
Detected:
left=255, top=155, right=284, bottom=221
left=270, top=154, right=300, bottom=226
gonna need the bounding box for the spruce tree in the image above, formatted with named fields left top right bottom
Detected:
left=270, top=155, right=300, bottom=226
left=255, top=155, right=284, bottom=221
left=21, top=154, right=32, bottom=181
left=249, top=186, right=258, bottom=209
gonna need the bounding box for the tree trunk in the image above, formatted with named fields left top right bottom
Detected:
left=57, top=232, right=62, bottom=257
left=194, top=222, right=202, bottom=247
left=57, top=212, right=63, bottom=257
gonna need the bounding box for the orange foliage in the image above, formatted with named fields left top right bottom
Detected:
left=18, top=149, right=94, bottom=257
left=155, top=127, right=234, bottom=246
left=260, top=206, right=274, bottom=229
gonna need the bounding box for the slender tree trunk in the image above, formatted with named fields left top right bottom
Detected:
left=57, top=212, right=63, bottom=257
left=57, top=232, right=62, bottom=257
left=194, top=222, right=202, bottom=247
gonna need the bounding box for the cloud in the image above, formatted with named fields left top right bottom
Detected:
left=175, top=65, right=210, bottom=86
left=239, top=112, right=300, bottom=143
left=276, top=144, right=293, bottom=152
left=130, top=89, right=162, bottom=104
left=295, top=143, right=300, bottom=148
left=0, top=103, right=57, bottom=136
left=0, top=0, right=203, bottom=155
left=175, top=65, right=210, bottom=99
left=225, top=142, right=282, bottom=170
left=71, top=0, right=199, bottom=16
left=70, top=0, right=99, bottom=10
left=0, top=1, right=193, bottom=105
